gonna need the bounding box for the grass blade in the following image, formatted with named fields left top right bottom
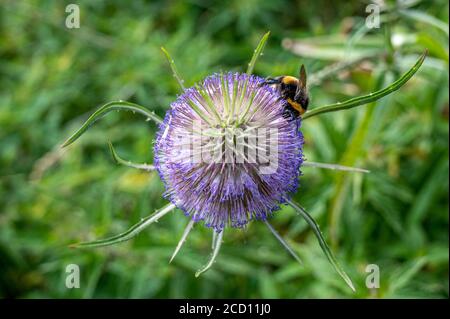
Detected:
left=246, top=31, right=270, bottom=75
left=308, top=54, right=379, bottom=86
left=195, top=230, right=224, bottom=277
left=399, top=9, right=449, bottom=36
left=161, top=47, right=186, bottom=90
left=62, top=101, right=162, bottom=148
left=70, top=203, right=175, bottom=248
left=388, top=257, right=427, bottom=295
left=303, top=50, right=427, bottom=120
left=287, top=199, right=356, bottom=292
left=264, top=220, right=303, bottom=265
left=108, top=142, right=155, bottom=171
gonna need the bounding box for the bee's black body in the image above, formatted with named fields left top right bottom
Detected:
left=260, top=65, right=309, bottom=120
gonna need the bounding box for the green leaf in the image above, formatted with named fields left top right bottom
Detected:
left=62, top=101, right=162, bottom=148
left=302, top=161, right=370, bottom=173
left=161, top=47, right=186, bottom=90
left=195, top=230, right=224, bottom=277
left=169, top=219, right=195, bottom=263
left=308, top=55, right=380, bottom=86
left=259, top=269, right=280, bottom=298
left=264, top=220, right=303, bottom=265
left=283, top=35, right=383, bottom=61
left=287, top=199, right=356, bottom=292
left=246, top=31, right=270, bottom=75
left=303, top=50, right=427, bottom=120
left=70, top=203, right=175, bottom=248
left=108, top=141, right=155, bottom=171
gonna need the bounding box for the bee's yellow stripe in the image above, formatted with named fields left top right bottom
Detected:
left=282, top=76, right=298, bottom=85
left=287, top=98, right=306, bottom=115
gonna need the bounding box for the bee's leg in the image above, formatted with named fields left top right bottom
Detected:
left=282, top=106, right=294, bottom=120
left=282, top=107, right=300, bottom=124
left=276, top=96, right=285, bottom=103
left=259, top=77, right=282, bottom=87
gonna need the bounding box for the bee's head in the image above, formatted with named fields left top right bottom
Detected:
left=294, top=64, right=309, bottom=112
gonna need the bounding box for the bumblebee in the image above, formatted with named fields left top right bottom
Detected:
left=260, top=64, right=309, bottom=119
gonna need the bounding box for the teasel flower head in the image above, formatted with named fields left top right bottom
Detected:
left=154, top=72, right=304, bottom=231
left=62, top=30, right=426, bottom=291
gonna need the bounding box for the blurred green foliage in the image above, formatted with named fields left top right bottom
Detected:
left=0, top=0, right=448, bottom=298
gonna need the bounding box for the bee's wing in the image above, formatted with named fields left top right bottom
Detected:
left=298, top=64, right=307, bottom=90
left=294, top=65, right=307, bottom=101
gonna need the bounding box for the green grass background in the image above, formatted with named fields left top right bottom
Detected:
left=0, top=0, right=448, bottom=298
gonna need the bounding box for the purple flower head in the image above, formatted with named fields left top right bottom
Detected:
left=154, top=72, right=304, bottom=231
